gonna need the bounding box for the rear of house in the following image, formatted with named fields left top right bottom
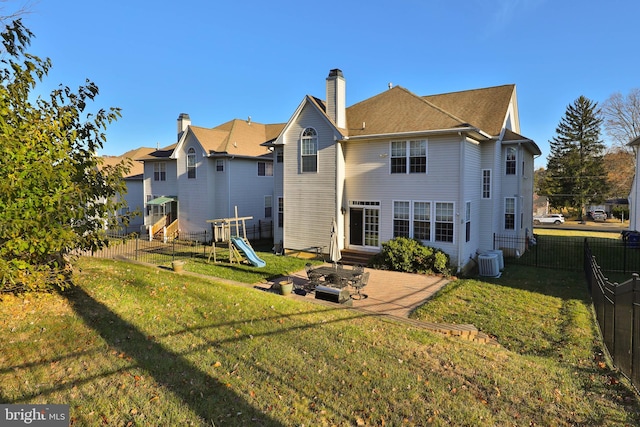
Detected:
left=271, top=70, right=540, bottom=272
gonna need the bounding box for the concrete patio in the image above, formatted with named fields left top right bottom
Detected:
left=262, top=264, right=450, bottom=318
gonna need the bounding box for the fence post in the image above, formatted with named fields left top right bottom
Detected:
left=135, top=235, right=139, bottom=261
left=633, top=273, right=640, bottom=389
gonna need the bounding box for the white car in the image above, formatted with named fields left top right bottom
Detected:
left=533, top=214, right=565, bottom=225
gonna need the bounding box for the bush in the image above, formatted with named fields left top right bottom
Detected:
left=369, top=237, right=451, bottom=276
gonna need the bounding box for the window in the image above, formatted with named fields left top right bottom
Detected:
left=506, top=147, right=516, bottom=175
left=413, top=202, right=430, bottom=240
left=301, top=127, right=318, bottom=173
left=435, top=202, right=454, bottom=242
left=390, top=141, right=407, bottom=174
left=258, top=161, right=273, bottom=176
left=276, top=150, right=283, bottom=163
left=505, top=197, right=516, bottom=230
left=278, top=197, right=284, bottom=228
left=465, top=202, right=471, bottom=242
left=153, top=162, right=166, bottom=181
left=187, top=147, right=196, bottom=179
left=482, top=169, right=491, bottom=199
left=264, top=196, right=272, bottom=218
left=216, top=159, right=224, bottom=172
left=390, top=140, right=427, bottom=174
left=393, top=201, right=410, bottom=238
left=409, top=140, right=427, bottom=173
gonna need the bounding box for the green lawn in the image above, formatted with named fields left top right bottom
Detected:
left=1, top=257, right=638, bottom=426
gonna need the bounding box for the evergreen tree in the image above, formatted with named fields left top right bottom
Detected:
left=540, top=96, right=607, bottom=219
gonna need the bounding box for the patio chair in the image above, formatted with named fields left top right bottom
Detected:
left=351, top=272, right=369, bottom=300
left=327, top=273, right=348, bottom=289
left=305, top=266, right=322, bottom=292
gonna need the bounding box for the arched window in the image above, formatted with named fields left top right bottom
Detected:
left=187, top=147, right=196, bottom=179
left=301, top=128, right=318, bottom=173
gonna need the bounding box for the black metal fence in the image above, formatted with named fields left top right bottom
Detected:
left=82, top=222, right=273, bottom=265
left=585, top=241, right=640, bottom=392
left=494, top=233, right=640, bottom=274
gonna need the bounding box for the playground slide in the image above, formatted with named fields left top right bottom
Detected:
left=231, top=237, right=266, bottom=268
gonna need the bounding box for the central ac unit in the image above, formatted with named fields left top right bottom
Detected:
left=478, top=253, right=501, bottom=277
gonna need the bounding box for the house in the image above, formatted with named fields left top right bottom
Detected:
left=100, top=146, right=155, bottom=233
left=627, top=136, right=640, bottom=230
left=268, top=69, right=541, bottom=273
left=138, top=114, right=285, bottom=240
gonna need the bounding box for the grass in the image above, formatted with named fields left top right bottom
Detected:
left=1, top=257, right=639, bottom=425
left=171, top=247, right=321, bottom=284
left=534, top=228, right=623, bottom=239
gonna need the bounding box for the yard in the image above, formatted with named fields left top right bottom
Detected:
left=1, top=254, right=639, bottom=425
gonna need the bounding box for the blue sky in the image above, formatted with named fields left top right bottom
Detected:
left=15, top=0, right=640, bottom=168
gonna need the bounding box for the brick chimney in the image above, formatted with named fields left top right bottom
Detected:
left=177, top=113, right=191, bottom=140
left=326, top=69, right=346, bottom=128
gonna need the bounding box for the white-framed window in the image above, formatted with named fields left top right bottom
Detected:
left=505, top=197, right=516, bottom=230
left=413, top=201, right=431, bottom=240
left=435, top=202, right=454, bottom=242
left=264, top=196, right=272, bottom=218
left=301, top=127, right=318, bottom=173
left=506, top=147, right=517, bottom=175
left=216, top=159, right=224, bottom=172
left=258, top=161, right=273, bottom=176
left=153, top=162, right=166, bottom=181
left=482, top=169, right=491, bottom=199
left=278, top=197, right=284, bottom=228
left=187, top=147, right=196, bottom=179
left=276, top=149, right=283, bottom=163
left=393, top=201, right=410, bottom=238
left=465, top=201, right=471, bottom=242
left=390, top=140, right=427, bottom=174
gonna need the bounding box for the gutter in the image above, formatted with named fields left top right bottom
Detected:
left=337, top=126, right=491, bottom=143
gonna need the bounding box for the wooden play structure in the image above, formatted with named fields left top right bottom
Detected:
left=206, top=208, right=265, bottom=267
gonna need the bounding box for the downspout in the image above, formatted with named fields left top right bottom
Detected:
left=228, top=156, right=233, bottom=218
left=517, top=142, right=522, bottom=233
left=458, top=134, right=465, bottom=272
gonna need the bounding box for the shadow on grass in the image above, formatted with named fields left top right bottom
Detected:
left=62, top=286, right=283, bottom=426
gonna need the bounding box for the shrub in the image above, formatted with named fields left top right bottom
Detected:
left=369, top=237, right=451, bottom=276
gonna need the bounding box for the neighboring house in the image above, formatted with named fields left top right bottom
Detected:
left=101, top=146, right=155, bottom=233
left=138, top=114, right=284, bottom=239
left=268, top=69, right=540, bottom=273
left=627, top=136, right=640, bottom=230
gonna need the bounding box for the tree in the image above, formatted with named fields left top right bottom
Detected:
left=601, top=88, right=640, bottom=150
left=539, top=96, right=607, bottom=219
left=0, top=20, right=129, bottom=292
left=603, top=147, right=634, bottom=199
